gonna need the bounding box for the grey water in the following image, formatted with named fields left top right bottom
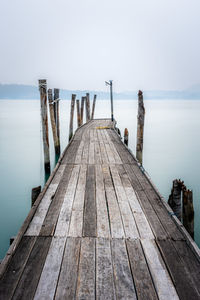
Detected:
left=0, top=99, right=200, bottom=259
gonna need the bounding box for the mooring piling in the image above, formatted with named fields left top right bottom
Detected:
left=54, top=88, right=60, bottom=141
left=168, top=179, right=182, bottom=220
left=124, top=128, right=129, bottom=146
left=69, top=94, right=76, bottom=141
left=91, top=94, right=97, bottom=120
left=86, top=93, right=90, bottom=122
left=183, top=188, right=194, bottom=238
left=80, top=96, right=85, bottom=125
left=76, top=99, right=81, bottom=127
left=38, top=79, right=50, bottom=174
left=48, top=89, right=60, bottom=156
left=136, top=90, right=145, bottom=164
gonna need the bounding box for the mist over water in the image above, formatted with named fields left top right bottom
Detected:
left=0, top=99, right=200, bottom=259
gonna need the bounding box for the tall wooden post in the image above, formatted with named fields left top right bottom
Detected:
left=136, top=90, right=145, bottom=164
left=76, top=99, right=81, bottom=127
left=168, top=179, right=182, bottom=221
left=69, top=94, right=76, bottom=141
left=182, top=189, right=194, bottom=238
left=91, top=94, right=97, bottom=119
left=48, top=89, right=60, bottom=156
left=54, top=88, right=60, bottom=140
left=80, top=96, right=85, bottom=125
left=124, top=128, right=129, bottom=146
left=86, top=93, right=90, bottom=122
left=38, top=79, right=50, bottom=173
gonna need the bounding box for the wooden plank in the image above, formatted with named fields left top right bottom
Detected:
left=141, top=239, right=179, bottom=300
left=97, top=130, right=109, bottom=164
left=157, top=239, right=200, bottom=300
left=83, top=165, right=96, bottom=237
left=61, top=140, right=80, bottom=164
left=94, top=141, right=102, bottom=164
left=0, top=237, right=36, bottom=300
left=95, top=165, right=110, bottom=238
left=104, top=129, right=122, bottom=164
left=110, top=165, right=139, bottom=239
left=96, top=238, right=115, bottom=299
left=25, top=184, right=58, bottom=236
left=51, top=164, right=66, bottom=184
left=111, top=239, right=137, bottom=300
left=102, top=165, right=124, bottom=238
left=76, top=238, right=95, bottom=299
left=82, top=140, right=89, bottom=164
left=12, top=237, right=52, bottom=300
left=75, top=140, right=84, bottom=164
left=68, top=165, right=87, bottom=237
left=126, top=239, right=158, bottom=300
left=34, top=237, right=66, bottom=300
left=89, top=130, right=95, bottom=164
left=55, top=237, right=81, bottom=299
left=55, top=165, right=80, bottom=236
left=40, top=164, right=74, bottom=236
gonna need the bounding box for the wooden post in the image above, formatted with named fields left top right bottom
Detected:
left=168, top=179, right=182, bottom=221
left=91, top=94, right=97, bottom=119
left=86, top=93, right=90, bottom=122
left=182, top=189, right=194, bottom=238
left=31, top=186, right=41, bottom=207
left=69, top=94, right=76, bottom=141
left=54, top=88, right=60, bottom=140
left=124, top=128, right=129, bottom=146
left=38, top=79, right=50, bottom=173
left=136, top=90, right=145, bottom=164
left=48, top=89, right=60, bottom=156
left=76, top=99, right=81, bottom=127
left=80, top=96, right=85, bottom=125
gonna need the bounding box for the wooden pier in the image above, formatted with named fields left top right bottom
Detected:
left=1, top=119, right=200, bottom=299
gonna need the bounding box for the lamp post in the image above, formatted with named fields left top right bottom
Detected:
left=105, top=80, right=114, bottom=121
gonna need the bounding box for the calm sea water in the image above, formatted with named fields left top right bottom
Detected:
left=0, top=99, right=200, bottom=259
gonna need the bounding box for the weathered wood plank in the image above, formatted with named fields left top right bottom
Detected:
left=97, top=130, right=109, bottom=164
left=141, top=239, right=179, bottom=300
left=96, top=238, right=115, bottom=300
left=55, top=237, right=81, bottom=299
left=75, top=140, right=84, bottom=164
left=104, top=130, right=122, bottom=164
left=111, top=239, right=137, bottom=300
left=102, top=165, right=124, bottom=238
left=12, top=237, right=52, bottom=300
left=126, top=239, right=158, bottom=300
left=76, top=238, right=95, bottom=299
left=34, top=237, right=66, bottom=300
left=110, top=165, right=139, bottom=239
left=83, top=165, right=96, bottom=237
left=61, top=140, right=80, bottom=164
left=95, top=165, right=110, bottom=238
left=0, top=237, right=36, bottom=300
left=40, top=164, right=74, bottom=236
left=25, top=184, right=58, bottom=236
left=157, top=239, right=200, bottom=300
left=55, top=165, right=80, bottom=236
left=89, top=130, right=95, bottom=164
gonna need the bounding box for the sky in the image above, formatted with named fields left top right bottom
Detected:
left=0, top=0, right=200, bottom=92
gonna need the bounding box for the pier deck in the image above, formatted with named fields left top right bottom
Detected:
left=1, top=119, right=200, bottom=299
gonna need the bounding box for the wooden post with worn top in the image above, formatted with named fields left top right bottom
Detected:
left=86, top=93, right=90, bottom=122
left=182, top=189, right=194, bottom=238
left=48, top=89, right=60, bottom=156
left=124, top=128, right=129, bottom=146
left=136, top=90, right=145, bottom=164
left=91, top=94, right=97, bottom=119
left=168, top=179, right=182, bottom=220
left=31, top=186, right=41, bottom=207
left=69, top=94, right=76, bottom=141
left=54, top=88, right=60, bottom=141
left=80, top=96, right=85, bottom=125
left=38, top=79, right=50, bottom=173
left=76, top=99, right=81, bottom=127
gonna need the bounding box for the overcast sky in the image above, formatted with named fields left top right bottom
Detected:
left=0, top=0, right=200, bottom=91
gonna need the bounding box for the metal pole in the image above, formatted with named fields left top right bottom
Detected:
left=110, top=80, right=114, bottom=121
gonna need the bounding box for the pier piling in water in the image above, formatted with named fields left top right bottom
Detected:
left=183, top=189, right=194, bottom=238
left=86, top=93, right=90, bottom=122
left=31, top=186, right=41, bottom=207
left=76, top=99, right=81, bottom=127
left=48, top=89, right=60, bottom=156
left=136, top=90, right=145, bottom=164
left=91, top=94, right=97, bottom=119
left=168, top=179, right=182, bottom=220
left=69, top=94, right=76, bottom=141
left=38, top=79, right=50, bottom=174
left=124, top=128, right=129, bottom=146
left=54, top=89, right=60, bottom=143
left=80, top=96, right=85, bottom=125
